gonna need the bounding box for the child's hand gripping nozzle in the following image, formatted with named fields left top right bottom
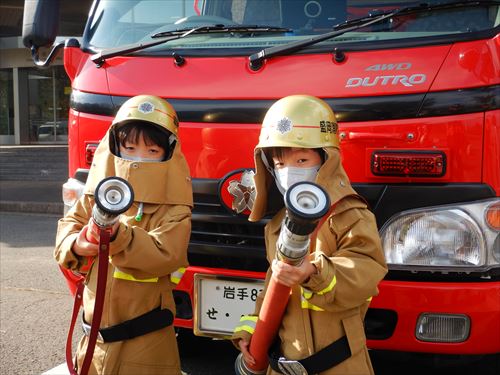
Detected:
left=87, top=176, right=134, bottom=243
left=235, top=182, right=330, bottom=375
left=66, top=177, right=134, bottom=375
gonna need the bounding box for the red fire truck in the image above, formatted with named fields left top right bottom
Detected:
left=23, top=0, right=499, bottom=361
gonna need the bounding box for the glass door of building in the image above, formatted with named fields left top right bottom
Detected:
left=0, top=69, right=14, bottom=144
left=27, top=66, right=70, bottom=144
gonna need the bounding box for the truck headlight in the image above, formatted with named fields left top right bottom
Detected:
left=380, top=199, right=500, bottom=271
left=62, top=178, right=85, bottom=215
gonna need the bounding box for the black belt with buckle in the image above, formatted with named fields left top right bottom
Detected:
left=268, top=335, right=351, bottom=375
left=82, top=307, right=173, bottom=343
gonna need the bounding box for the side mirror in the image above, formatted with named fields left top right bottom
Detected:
left=22, top=0, right=60, bottom=49
left=22, top=0, right=63, bottom=67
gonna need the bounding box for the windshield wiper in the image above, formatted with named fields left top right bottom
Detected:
left=336, top=0, right=498, bottom=29
left=152, top=25, right=290, bottom=38
left=91, top=24, right=291, bottom=66
left=248, top=7, right=404, bottom=70
left=91, top=27, right=205, bottom=66
left=248, top=0, right=496, bottom=70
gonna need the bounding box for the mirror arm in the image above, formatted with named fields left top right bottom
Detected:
left=30, top=41, right=65, bottom=68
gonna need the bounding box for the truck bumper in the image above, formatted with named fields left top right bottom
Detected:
left=367, top=280, right=500, bottom=354
left=173, top=268, right=500, bottom=355
left=64, top=263, right=499, bottom=355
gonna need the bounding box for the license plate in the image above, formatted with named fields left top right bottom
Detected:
left=194, top=274, right=264, bottom=338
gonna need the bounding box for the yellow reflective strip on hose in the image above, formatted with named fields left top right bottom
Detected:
left=113, top=270, right=158, bottom=283
left=317, top=275, right=337, bottom=295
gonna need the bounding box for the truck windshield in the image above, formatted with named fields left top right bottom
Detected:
left=84, top=0, right=500, bottom=52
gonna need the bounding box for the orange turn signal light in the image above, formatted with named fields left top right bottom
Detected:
left=372, top=151, right=445, bottom=177
left=485, top=202, right=500, bottom=230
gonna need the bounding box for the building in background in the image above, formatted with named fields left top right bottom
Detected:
left=0, top=0, right=91, bottom=145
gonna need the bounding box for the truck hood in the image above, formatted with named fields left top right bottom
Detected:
left=89, top=38, right=498, bottom=100
left=100, top=45, right=451, bottom=100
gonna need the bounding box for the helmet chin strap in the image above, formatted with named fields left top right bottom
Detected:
left=165, top=135, right=177, bottom=161
left=260, top=150, right=285, bottom=195
left=260, top=150, right=275, bottom=176
left=110, top=127, right=121, bottom=157
left=168, top=134, right=176, bottom=146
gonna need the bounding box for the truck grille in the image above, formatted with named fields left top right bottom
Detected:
left=188, top=180, right=268, bottom=271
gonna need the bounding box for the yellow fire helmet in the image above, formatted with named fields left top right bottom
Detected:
left=257, top=94, right=339, bottom=150
left=111, top=94, right=179, bottom=136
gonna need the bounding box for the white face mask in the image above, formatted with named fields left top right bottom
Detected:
left=121, top=154, right=163, bottom=162
left=274, top=164, right=320, bottom=194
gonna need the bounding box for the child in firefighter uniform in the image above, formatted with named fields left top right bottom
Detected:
left=55, top=95, right=192, bottom=375
left=233, top=95, right=388, bottom=374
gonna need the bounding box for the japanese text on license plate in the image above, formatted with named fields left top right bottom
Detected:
left=194, top=274, right=264, bottom=337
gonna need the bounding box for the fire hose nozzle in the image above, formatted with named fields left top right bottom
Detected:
left=92, top=177, right=134, bottom=228
left=81, top=177, right=135, bottom=273
left=277, top=182, right=330, bottom=265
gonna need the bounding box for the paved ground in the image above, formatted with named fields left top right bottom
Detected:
left=0, top=213, right=75, bottom=375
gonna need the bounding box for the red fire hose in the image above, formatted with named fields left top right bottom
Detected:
left=246, top=279, right=291, bottom=372
left=66, top=226, right=110, bottom=375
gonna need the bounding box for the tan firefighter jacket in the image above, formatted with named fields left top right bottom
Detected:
left=233, top=147, right=388, bottom=375
left=55, top=128, right=193, bottom=375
